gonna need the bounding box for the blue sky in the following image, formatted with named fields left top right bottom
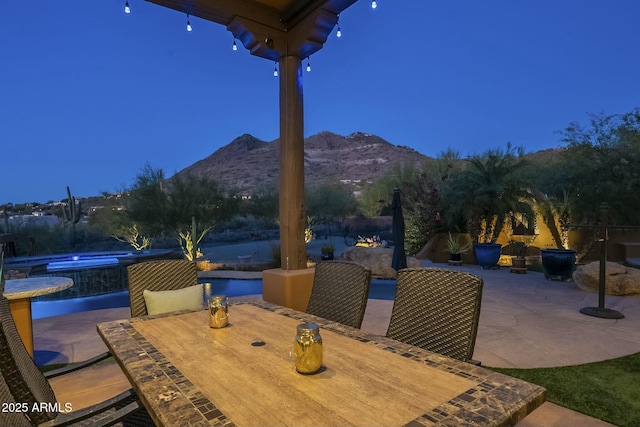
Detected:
left=2, top=0, right=639, bottom=204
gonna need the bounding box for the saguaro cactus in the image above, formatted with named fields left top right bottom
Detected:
left=61, top=186, right=82, bottom=247
left=2, top=206, right=9, bottom=233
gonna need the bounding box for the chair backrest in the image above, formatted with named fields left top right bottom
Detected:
left=386, top=267, right=483, bottom=362
left=127, top=259, right=198, bottom=318
left=0, top=296, right=58, bottom=426
left=306, top=261, right=372, bottom=329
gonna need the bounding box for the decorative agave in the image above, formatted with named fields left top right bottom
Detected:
left=445, top=232, right=472, bottom=255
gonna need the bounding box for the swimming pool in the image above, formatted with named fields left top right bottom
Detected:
left=6, top=250, right=178, bottom=301
left=31, top=278, right=397, bottom=319
left=46, top=255, right=120, bottom=271
left=6, top=250, right=177, bottom=273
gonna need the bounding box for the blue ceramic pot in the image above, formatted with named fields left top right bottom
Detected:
left=541, top=249, right=576, bottom=280
left=473, top=243, right=502, bottom=269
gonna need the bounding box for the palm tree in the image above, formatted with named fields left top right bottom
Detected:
left=441, top=145, right=535, bottom=244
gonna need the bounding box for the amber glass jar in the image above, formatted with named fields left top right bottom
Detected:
left=293, top=323, right=323, bottom=374
left=208, top=295, right=228, bottom=328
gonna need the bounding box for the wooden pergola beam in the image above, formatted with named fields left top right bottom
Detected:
left=145, top=0, right=358, bottom=270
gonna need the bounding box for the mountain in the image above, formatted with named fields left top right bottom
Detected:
left=174, top=131, right=432, bottom=194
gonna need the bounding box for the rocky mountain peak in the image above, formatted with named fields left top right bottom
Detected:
left=174, top=131, right=431, bottom=194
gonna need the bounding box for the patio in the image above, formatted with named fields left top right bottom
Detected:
left=31, top=262, right=640, bottom=425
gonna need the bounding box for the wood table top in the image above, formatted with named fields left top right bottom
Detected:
left=97, top=298, right=545, bottom=427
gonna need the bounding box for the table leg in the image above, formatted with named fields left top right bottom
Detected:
left=8, top=298, right=34, bottom=357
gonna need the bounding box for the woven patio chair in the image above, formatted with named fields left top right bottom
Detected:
left=306, top=261, right=372, bottom=329
left=386, top=267, right=483, bottom=363
left=127, top=259, right=198, bottom=318
left=0, top=371, right=31, bottom=426
left=0, top=295, right=154, bottom=427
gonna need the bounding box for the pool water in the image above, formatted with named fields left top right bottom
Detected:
left=46, top=256, right=120, bottom=271
left=31, top=279, right=397, bottom=319
left=32, top=292, right=131, bottom=319
left=8, top=249, right=178, bottom=302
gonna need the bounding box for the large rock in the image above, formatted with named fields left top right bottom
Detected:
left=573, top=261, right=640, bottom=296
left=338, top=246, right=421, bottom=279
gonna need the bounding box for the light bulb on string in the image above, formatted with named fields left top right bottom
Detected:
left=186, top=14, right=192, bottom=32
left=371, top=1, right=377, bottom=9
left=306, top=57, right=311, bottom=72
left=336, top=14, right=342, bottom=38
left=232, top=39, right=238, bottom=51
left=124, top=1, right=130, bottom=14
left=273, top=62, right=278, bottom=77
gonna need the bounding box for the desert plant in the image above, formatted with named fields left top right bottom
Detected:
left=112, top=224, right=153, bottom=251
left=177, top=217, right=212, bottom=262
left=508, top=241, right=528, bottom=258
left=445, top=232, right=472, bottom=255
left=268, top=241, right=281, bottom=268
left=440, top=145, right=535, bottom=244
left=61, top=186, right=82, bottom=247
left=305, top=216, right=314, bottom=243
left=321, top=243, right=335, bottom=254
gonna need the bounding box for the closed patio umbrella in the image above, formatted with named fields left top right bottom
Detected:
left=391, top=188, right=407, bottom=271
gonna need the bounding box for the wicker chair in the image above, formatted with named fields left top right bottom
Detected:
left=386, top=267, right=483, bottom=363
left=0, top=295, right=154, bottom=427
left=0, top=371, right=31, bottom=426
left=306, top=261, right=372, bottom=329
left=127, top=259, right=199, bottom=318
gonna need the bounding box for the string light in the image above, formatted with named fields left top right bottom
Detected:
left=124, top=1, right=131, bottom=14
left=371, top=1, right=378, bottom=9
left=186, top=14, right=192, bottom=32
left=336, top=14, right=342, bottom=38
left=273, top=62, right=278, bottom=77
left=232, top=38, right=238, bottom=51
left=306, top=57, right=311, bottom=72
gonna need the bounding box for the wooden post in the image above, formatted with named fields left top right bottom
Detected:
left=278, top=55, right=307, bottom=270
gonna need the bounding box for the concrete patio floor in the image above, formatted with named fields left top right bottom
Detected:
left=34, top=263, right=640, bottom=426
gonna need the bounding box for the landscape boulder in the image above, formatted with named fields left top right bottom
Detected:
left=338, top=246, right=421, bottom=279
left=573, top=261, right=640, bottom=296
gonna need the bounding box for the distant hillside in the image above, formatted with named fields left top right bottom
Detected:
left=174, top=131, right=432, bottom=193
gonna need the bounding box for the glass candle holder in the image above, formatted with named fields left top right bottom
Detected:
left=292, top=323, right=323, bottom=374
left=208, top=295, right=229, bottom=328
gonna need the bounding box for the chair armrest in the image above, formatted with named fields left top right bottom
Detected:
left=43, top=352, right=112, bottom=379
left=39, top=389, right=143, bottom=427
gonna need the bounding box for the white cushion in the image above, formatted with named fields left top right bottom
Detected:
left=143, top=284, right=204, bottom=315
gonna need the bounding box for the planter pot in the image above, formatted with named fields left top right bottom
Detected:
left=450, top=253, right=462, bottom=262
left=474, top=243, right=502, bottom=269
left=511, top=257, right=526, bottom=269
left=321, top=253, right=334, bottom=260
left=541, top=249, right=576, bottom=280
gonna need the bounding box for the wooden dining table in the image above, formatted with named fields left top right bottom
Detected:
left=97, top=298, right=545, bottom=427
